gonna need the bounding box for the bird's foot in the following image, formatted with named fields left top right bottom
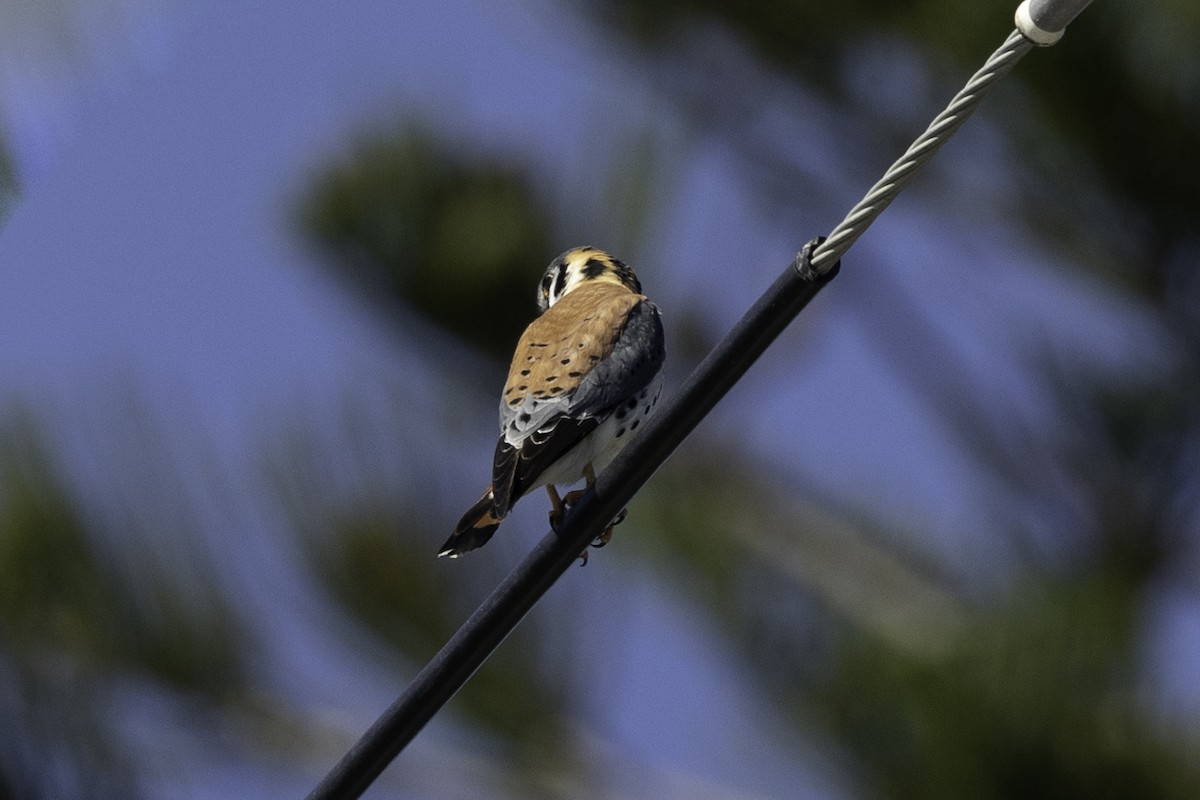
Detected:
left=576, top=507, right=627, bottom=566
left=591, top=508, right=627, bottom=548
left=546, top=484, right=567, bottom=531
left=554, top=486, right=589, bottom=533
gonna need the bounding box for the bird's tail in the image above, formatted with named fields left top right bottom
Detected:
left=438, top=488, right=503, bottom=558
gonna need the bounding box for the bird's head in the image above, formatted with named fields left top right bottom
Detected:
left=537, top=247, right=642, bottom=313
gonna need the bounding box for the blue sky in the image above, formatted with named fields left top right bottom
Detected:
left=1, top=0, right=1192, bottom=797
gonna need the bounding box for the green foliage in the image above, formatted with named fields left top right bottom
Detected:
left=817, top=573, right=1200, bottom=800
left=297, top=128, right=554, bottom=357
left=0, top=410, right=249, bottom=796
left=634, top=443, right=1200, bottom=798
left=1015, top=3, right=1200, bottom=290
left=0, top=411, right=244, bottom=692
left=0, top=139, right=15, bottom=225
left=0, top=422, right=108, bottom=655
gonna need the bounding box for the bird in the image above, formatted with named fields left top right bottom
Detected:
left=439, top=247, right=665, bottom=559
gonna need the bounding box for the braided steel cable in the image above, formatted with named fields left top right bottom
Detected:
left=808, top=0, right=1094, bottom=274
left=808, top=30, right=1033, bottom=274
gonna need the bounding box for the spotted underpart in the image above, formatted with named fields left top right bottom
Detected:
left=441, top=246, right=666, bottom=558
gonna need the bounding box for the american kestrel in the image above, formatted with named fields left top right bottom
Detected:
left=439, top=247, right=666, bottom=558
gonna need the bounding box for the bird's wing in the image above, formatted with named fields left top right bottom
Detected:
left=491, top=284, right=664, bottom=514
left=567, top=297, right=665, bottom=417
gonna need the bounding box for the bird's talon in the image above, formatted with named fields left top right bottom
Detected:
left=588, top=506, right=628, bottom=549
left=591, top=525, right=613, bottom=549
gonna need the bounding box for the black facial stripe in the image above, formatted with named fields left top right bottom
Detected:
left=553, top=263, right=568, bottom=299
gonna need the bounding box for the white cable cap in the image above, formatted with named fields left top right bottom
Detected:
left=1016, top=0, right=1065, bottom=45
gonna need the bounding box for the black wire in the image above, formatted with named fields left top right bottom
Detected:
left=306, top=241, right=839, bottom=800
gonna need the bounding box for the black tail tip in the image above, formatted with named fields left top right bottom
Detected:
left=437, top=524, right=499, bottom=558
left=441, top=489, right=504, bottom=558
